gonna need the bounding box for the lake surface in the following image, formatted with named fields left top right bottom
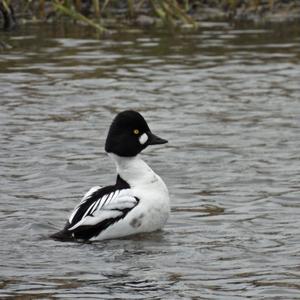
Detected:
left=1, top=22, right=300, bottom=299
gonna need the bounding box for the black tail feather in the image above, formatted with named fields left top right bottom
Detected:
left=50, top=229, right=74, bottom=242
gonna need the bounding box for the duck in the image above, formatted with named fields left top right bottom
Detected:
left=51, top=110, right=170, bottom=242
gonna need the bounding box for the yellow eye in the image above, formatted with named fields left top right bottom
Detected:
left=133, top=129, right=139, bottom=135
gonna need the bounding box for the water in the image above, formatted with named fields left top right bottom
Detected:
left=1, top=22, right=300, bottom=299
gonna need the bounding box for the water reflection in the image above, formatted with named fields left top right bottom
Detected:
left=0, top=23, right=300, bottom=299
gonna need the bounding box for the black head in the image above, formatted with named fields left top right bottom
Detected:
left=105, top=110, right=168, bottom=157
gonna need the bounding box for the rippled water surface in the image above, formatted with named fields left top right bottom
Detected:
left=1, top=23, right=300, bottom=299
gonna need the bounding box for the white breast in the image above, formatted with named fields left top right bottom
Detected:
left=92, top=154, right=170, bottom=240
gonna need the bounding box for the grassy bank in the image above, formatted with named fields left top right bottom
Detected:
left=1, top=0, right=300, bottom=32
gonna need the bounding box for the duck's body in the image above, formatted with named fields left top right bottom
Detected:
left=93, top=154, right=169, bottom=241
left=51, top=110, right=170, bottom=242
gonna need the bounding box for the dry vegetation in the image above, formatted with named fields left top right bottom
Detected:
left=1, top=1, right=299, bottom=32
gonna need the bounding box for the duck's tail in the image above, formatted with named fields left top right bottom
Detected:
left=50, top=229, right=74, bottom=242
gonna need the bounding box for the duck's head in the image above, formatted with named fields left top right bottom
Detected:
left=105, top=110, right=168, bottom=157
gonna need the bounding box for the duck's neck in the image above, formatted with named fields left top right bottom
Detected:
left=108, top=153, right=154, bottom=185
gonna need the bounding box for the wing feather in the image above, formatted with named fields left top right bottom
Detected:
left=52, top=176, right=136, bottom=241
left=67, top=188, right=138, bottom=235
left=68, top=210, right=123, bottom=230
left=68, top=186, right=102, bottom=223
left=82, top=186, right=102, bottom=202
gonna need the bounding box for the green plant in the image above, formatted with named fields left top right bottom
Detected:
left=3, top=0, right=198, bottom=32
left=52, top=0, right=106, bottom=33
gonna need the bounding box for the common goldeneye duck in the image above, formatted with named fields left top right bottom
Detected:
left=51, top=110, right=170, bottom=242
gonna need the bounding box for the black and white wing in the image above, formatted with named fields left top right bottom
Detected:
left=67, top=185, right=102, bottom=225
left=65, top=186, right=138, bottom=240
left=50, top=176, right=139, bottom=241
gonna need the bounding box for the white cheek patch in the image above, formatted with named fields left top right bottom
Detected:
left=139, top=133, right=148, bottom=145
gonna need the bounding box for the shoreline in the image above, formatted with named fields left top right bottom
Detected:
left=1, top=1, right=300, bottom=32
left=192, top=1, right=300, bottom=24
